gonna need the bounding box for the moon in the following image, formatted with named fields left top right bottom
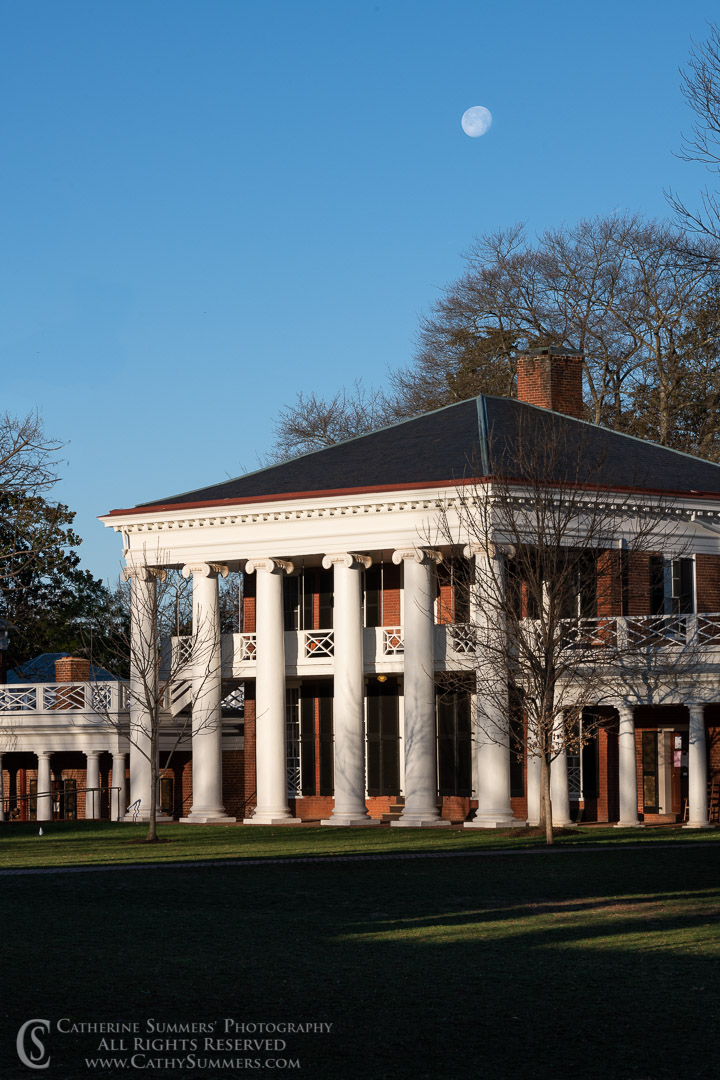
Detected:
left=461, top=105, right=492, bottom=137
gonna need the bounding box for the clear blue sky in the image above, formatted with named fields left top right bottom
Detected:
left=0, top=0, right=714, bottom=584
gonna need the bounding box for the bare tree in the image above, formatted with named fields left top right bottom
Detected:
left=434, top=414, right=692, bottom=844
left=89, top=566, right=227, bottom=842
left=404, top=215, right=720, bottom=450
left=265, top=379, right=397, bottom=461
left=668, top=21, right=720, bottom=249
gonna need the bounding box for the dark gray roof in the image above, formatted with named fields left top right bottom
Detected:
left=128, top=396, right=720, bottom=512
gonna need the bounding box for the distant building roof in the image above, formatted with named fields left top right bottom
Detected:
left=6, top=653, right=117, bottom=683
left=109, top=394, right=720, bottom=516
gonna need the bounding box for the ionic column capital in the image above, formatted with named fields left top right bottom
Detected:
left=85, top=750, right=102, bottom=758
left=37, top=750, right=52, bottom=759
left=122, top=565, right=167, bottom=583
left=181, top=562, right=229, bottom=580
left=322, top=553, right=372, bottom=571
left=463, top=542, right=516, bottom=560
left=245, top=557, right=294, bottom=576
left=392, top=547, right=443, bottom=566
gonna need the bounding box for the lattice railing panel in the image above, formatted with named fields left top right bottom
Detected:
left=449, top=624, right=477, bottom=655
left=383, top=627, right=404, bottom=654
left=89, top=684, right=113, bottom=712
left=624, top=615, right=687, bottom=648
left=0, top=686, right=37, bottom=711
left=697, top=614, right=720, bottom=647
left=44, top=685, right=86, bottom=710
left=304, top=630, right=334, bottom=658
left=238, top=633, right=257, bottom=660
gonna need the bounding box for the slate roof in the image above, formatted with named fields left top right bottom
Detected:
left=7, top=653, right=116, bottom=683
left=118, top=395, right=720, bottom=515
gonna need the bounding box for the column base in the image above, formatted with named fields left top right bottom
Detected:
left=550, top=820, right=577, bottom=828
left=321, top=814, right=380, bottom=827
left=465, top=816, right=527, bottom=829
left=180, top=814, right=237, bottom=824
left=243, top=814, right=302, bottom=825
left=391, top=816, right=452, bottom=828
left=614, top=820, right=644, bottom=828
left=683, top=821, right=715, bottom=829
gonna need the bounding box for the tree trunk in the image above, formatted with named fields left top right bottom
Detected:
left=147, top=717, right=158, bottom=842
left=541, top=751, right=553, bottom=846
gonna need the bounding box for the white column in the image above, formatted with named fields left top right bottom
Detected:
left=391, top=548, right=450, bottom=827
left=550, top=715, right=574, bottom=827
left=526, top=753, right=541, bottom=826
left=36, top=751, right=52, bottom=822
left=0, top=753, right=5, bottom=822
left=321, top=553, right=378, bottom=827
left=122, top=566, right=163, bottom=822
left=180, top=562, right=235, bottom=823
left=465, top=544, right=524, bottom=829
left=85, top=751, right=101, bottom=820
left=112, top=752, right=127, bottom=821
left=685, top=704, right=712, bottom=828
left=244, top=558, right=300, bottom=825
left=616, top=705, right=641, bottom=827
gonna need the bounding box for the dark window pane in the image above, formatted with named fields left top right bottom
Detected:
left=650, top=556, right=665, bottom=616
left=318, top=569, right=333, bottom=628
left=365, top=566, right=381, bottom=628
left=283, top=577, right=299, bottom=631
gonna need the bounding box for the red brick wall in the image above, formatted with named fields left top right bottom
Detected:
left=381, top=563, right=401, bottom=625
left=222, top=750, right=245, bottom=818
left=243, top=685, right=256, bottom=814
left=54, top=657, right=90, bottom=682
left=516, top=353, right=584, bottom=419
left=596, top=551, right=622, bottom=617
left=242, top=574, right=256, bottom=632
left=696, top=554, right=720, bottom=613
left=627, top=553, right=652, bottom=615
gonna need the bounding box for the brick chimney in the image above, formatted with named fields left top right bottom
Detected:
left=516, top=346, right=584, bottom=419
left=54, top=656, right=90, bottom=682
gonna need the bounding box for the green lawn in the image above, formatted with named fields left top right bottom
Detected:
left=0, top=819, right=719, bottom=871
left=0, top=837, right=718, bottom=1079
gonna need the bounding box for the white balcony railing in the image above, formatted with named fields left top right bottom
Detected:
left=0, top=682, right=126, bottom=716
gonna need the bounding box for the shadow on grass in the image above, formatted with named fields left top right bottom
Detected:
left=0, top=845, right=717, bottom=1079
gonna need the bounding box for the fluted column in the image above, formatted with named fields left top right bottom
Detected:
left=526, top=752, right=541, bottom=826
left=112, top=752, right=127, bottom=821
left=616, top=705, right=641, bottom=827
left=85, top=751, right=101, bottom=820
left=550, top=714, right=574, bottom=827
left=465, top=543, right=524, bottom=828
left=122, top=565, right=164, bottom=822
left=391, top=548, right=450, bottom=827
left=321, top=553, right=378, bottom=827
left=36, top=751, right=52, bottom=822
left=180, top=562, right=235, bottom=823
left=685, top=704, right=712, bottom=828
left=244, top=558, right=299, bottom=825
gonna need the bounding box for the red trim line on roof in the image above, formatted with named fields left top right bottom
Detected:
left=105, top=475, right=720, bottom=517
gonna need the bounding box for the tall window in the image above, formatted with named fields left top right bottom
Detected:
left=437, top=689, right=472, bottom=797
left=567, top=711, right=600, bottom=802
left=650, top=556, right=694, bottom=616
left=299, top=681, right=333, bottom=797
left=367, top=679, right=400, bottom=796
left=284, top=569, right=334, bottom=631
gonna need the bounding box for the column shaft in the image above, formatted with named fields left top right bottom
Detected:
left=85, top=752, right=101, bottom=820
left=112, top=752, right=127, bottom=821
left=36, top=752, right=52, bottom=822
left=244, top=559, right=299, bottom=824
left=322, top=555, right=377, bottom=826
left=466, top=548, right=523, bottom=828
left=550, top=717, right=573, bottom=827
left=124, top=569, right=157, bottom=822
left=392, top=551, right=449, bottom=827
left=181, top=564, right=234, bottom=822
left=616, top=706, right=641, bottom=827
left=685, top=704, right=711, bottom=828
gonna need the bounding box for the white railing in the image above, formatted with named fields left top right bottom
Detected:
left=518, top=613, right=720, bottom=651
left=0, top=682, right=126, bottom=715
left=303, top=630, right=334, bottom=658
left=237, top=633, right=257, bottom=659
left=449, top=624, right=477, bottom=655
left=383, top=627, right=404, bottom=654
